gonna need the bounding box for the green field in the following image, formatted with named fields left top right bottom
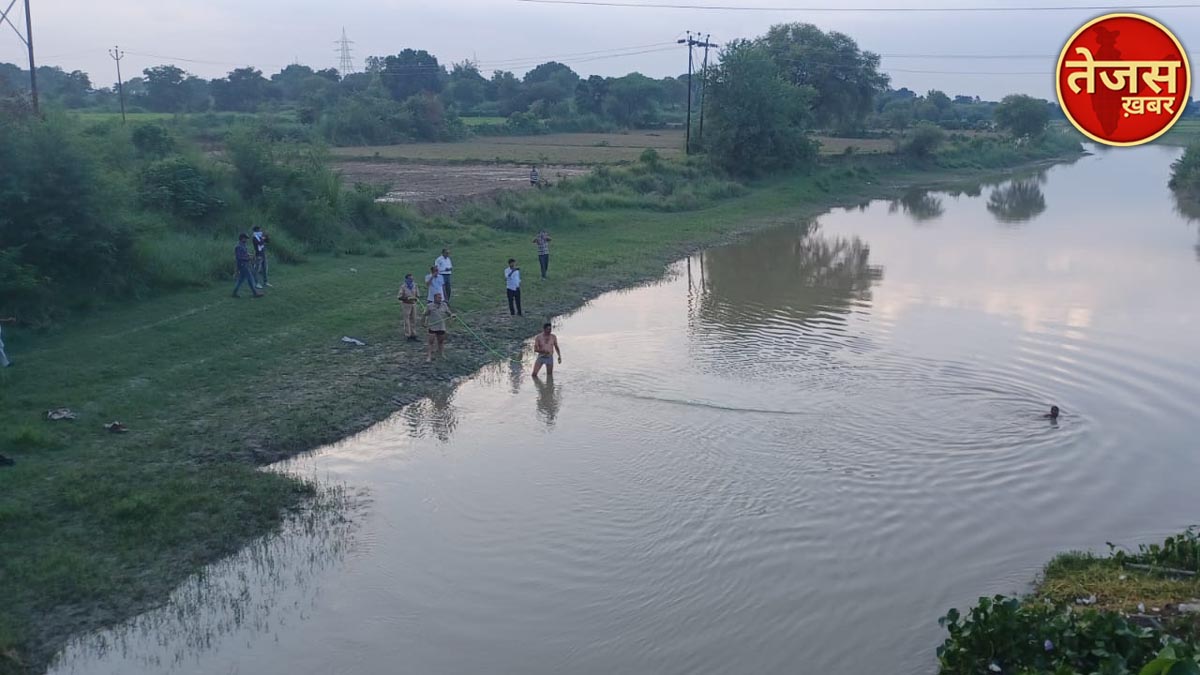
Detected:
left=1158, top=118, right=1200, bottom=147
left=460, top=116, right=507, bottom=127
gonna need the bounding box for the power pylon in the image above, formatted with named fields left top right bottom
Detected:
left=335, top=28, right=355, bottom=76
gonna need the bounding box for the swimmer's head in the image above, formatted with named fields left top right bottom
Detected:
left=1049, top=405, right=1060, bottom=419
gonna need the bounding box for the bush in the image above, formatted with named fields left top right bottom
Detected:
left=139, top=156, right=226, bottom=221
left=134, top=231, right=231, bottom=288
left=1170, top=145, right=1200, bottom=199
left=0, top=111, right=136, bottom=319
left=938, top=595, right=1167, bottom=675
left=900, top=122, right=945, bottom=159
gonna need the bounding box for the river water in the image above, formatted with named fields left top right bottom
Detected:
left=52, top=145, right=1200, bottom=675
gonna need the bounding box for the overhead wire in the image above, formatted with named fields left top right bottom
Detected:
left=514, top=0, right=1200, bottom=11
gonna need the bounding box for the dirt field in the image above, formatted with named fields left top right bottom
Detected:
left=333, top=131, right=901, bottom=208
left=332, top=131, right=687, bottom=165
left=337, top=162, right=591, bottom=209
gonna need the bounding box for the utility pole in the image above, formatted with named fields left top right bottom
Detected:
left=677, top=31, right=694, bottom=155
left=697, top=33, right=715, bottom=143
left=678, top=32, right=716, bottom=154
left=2, top=0, right=38, bottom=111
left=24, top=0, right=36, bottom=112
left=109, top=45, right=126, bottom=123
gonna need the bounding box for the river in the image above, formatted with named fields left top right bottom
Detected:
left=51, top=145, right=1200, bottom=675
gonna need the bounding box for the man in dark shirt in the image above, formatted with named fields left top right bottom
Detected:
left=233, top=234, right=263, bottom=298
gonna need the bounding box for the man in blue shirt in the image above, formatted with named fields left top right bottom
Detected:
left=232, top=234, right=263, bottom=298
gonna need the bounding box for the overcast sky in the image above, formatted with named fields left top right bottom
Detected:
left=3, top=0, right=1197, bottom=100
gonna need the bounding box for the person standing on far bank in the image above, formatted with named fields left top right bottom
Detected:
left=232, top=233, right=263, bottom=298
left=397, top=273, right=421, bottom=341
left=533, top=229, right=552, bottom=279
left=505, top=258, right=523, bottom=316
left=252, top=225, right=271, bottom=289
left=424, top=265, right=445, bottom=304
left=0, top=317, right=16, bottom=368
left=530, top=165, right=540, bottom=188
left=435, top=248, right=453, bottom=302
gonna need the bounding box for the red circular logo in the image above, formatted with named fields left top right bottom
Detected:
left=1056, top=13, right=1191, bottom=146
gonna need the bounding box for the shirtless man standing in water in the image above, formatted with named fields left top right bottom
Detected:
left=532, top=323, right=561, bottom=377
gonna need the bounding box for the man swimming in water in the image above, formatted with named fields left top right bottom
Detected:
left=1044, top=405, right=1060, bottom=420
left=532, top=323, right=561, bottom=377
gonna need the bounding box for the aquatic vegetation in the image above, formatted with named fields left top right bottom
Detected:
left=939, top=529, right=1200, bottom=675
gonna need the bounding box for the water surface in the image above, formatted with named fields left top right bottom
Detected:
left=53, top=145, right=1200, bottom=674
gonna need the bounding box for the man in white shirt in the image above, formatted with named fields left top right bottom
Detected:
left=434, top=248, right=453, bottom=302
left=424, top=265, right=445, bottom=304
left=505, top=258, right=523, bottom=316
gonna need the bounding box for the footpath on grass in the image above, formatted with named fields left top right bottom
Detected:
left=0, top=141, right=1082, bottom=674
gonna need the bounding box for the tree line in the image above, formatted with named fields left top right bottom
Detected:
left=0, top=21, right=1128, bottom=149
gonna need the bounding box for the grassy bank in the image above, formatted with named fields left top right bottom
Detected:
left=938, top=529, right=1200, bottom=675
left=0, top=136, right=1081, bottom=674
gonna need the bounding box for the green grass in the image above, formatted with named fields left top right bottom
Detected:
left=0, top=140, right=1081, bottom=674
left=1158, top=118, right=1200, bottom=147
left=460, top=116, right=507, bottom=127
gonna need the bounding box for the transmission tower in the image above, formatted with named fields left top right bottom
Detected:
left=335, top=28, right=355, bottom=75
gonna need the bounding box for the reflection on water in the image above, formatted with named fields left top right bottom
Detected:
left=49, top=482, right=359, bottom=674
left=987, top=173, right=1048, bottom=224
left=890, top=188, right=945, bottom=222
left=533, top=376, right=563, bottom=428
left=1169, top=190, right=1200, bottom=261
left=52, top=145, right=1200, bottom=675
left=400, top=386, right=458, bottom=441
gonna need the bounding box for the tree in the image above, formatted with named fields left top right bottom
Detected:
left=994, top=94, right=1050, bottom=138
left=704, top=39, right=817, bottom=175
left=270, top=64, right=317, bottom=101
left=759, top=23, right=889, bottom=131
left=603, top=73, right=661, bottom=126
left=379, top=49, right=444, bottom=101
left=574, top=75, right=607, bottom=115
left=491, top=70, right=524, bottom=115
left=522, top=61, right=579, bottom=106
left=143, top=65, right=189, bottom=112
left=211, top=67, right=270, bottom=112
left=445, top=61, right=487, bottom=111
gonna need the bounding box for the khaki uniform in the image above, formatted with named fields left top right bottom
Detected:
left=398, top=283, right=420, bottom=337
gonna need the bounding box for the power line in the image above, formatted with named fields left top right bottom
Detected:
left=477, top=41, right=674, bottom=67
left=515, top=0, right=1200, bottom=11
left=478, top=45, right=679, bottom=71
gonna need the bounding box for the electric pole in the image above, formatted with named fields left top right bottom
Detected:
left=24, top=0, right=36, bottom=112
left=678, top=32, right=716, bottom=155
left=697, top=34, right=715, bottom=143
left=2, top=0, right=39, bottom=111
left=677, top=31, right=694, bottom=155
left=109, top=45, right=126, bottom=123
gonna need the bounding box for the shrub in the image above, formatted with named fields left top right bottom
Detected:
left=900, top=122, right=945, bottom=159
left=139, top=156, right=226, bottom=221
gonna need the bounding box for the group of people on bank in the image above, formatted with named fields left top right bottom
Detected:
left=397, top=230, right=560, bottom=370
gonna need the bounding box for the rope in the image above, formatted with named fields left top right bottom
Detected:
left=454, top=314, right=519, bottom=362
